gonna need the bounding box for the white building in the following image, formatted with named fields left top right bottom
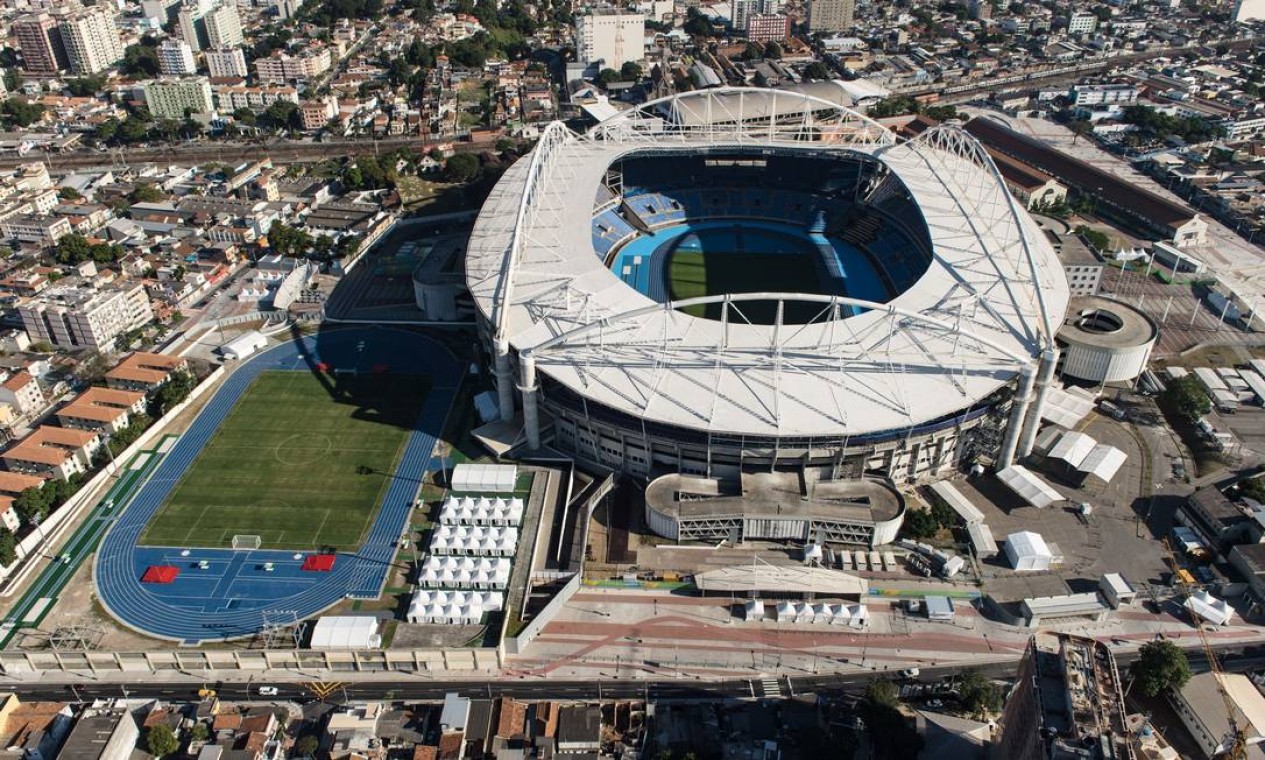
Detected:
left=204, top=46, right=248, bottom=78
left=1235, top=0, right=1265, bottom=22
left=18, top=283, right=154, bottom=350
left=1067, top=11, right=1098, bottom=34
left=575, top=11, right=644, bottom=70
left=2, top=215, right=72, bottom=245
left=178, top=0, right=242, bottom=51
left=1069, top=84, right=1138, bottom=107
left=158, top=38, right=196, bottom=76
left=213, top=85, right=299, bottom=112
left=807, top=0, right=855, bottom=32
left=59, top=7, right=124, bottom=76
left=1170, top=673, right=1265, bottom=758
left=254, top=48, right=332, bottom=84
left=1005, top=530, right=1054, bottom=571
left=143, top=77, right=214, bottom=120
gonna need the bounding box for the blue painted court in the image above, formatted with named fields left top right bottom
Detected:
left=94, top=328, right=459, bottom=644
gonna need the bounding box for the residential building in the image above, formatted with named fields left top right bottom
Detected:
left=731, top=0, right=780, bottom=31
left=141, top=0, right=183, bottom=25
left=213, top=85, right=299, bottom=112
left=158, top=38, right=196, bottom=76
left=300, top=97, right=338, bottom=131
left=0, top=693, right=75, bottom=760
left=204, top=46, right=248, bottom=78
left=0, top=371, right=46, bottom=417
left=254, top=49, right=332, bottom=85
left=1051, top=232, right=1102, bottom=298
left=59, top=7, right=124, bottom=76
left=1179, top=485, right=1260, bottom=552
left=178, top=0, right=241, bottom=52
left=556, top=706, right=601, bottom=753
left=0, top=472, right=46, bottom=531
left=1170, top=672, right=1265, bottom=757
left=18, top=283, right=154, bottom=351
left=746, top=14, right=789, bottom=42
left=1, top=426, right=101, bottom=480
left=143, top=77, right=214, bottom=120
left=14, top=14, right=70, bottom=77
left=1069, top=84, right=1139, bottom=107
left=1230, top=543, right=1265, bottom=606
left=1, top=215, right=72, bottom=246
left=1067, top=11, right=1098, bottom=34
left=807, top=0, right=855, bottom=32
left=56, top=706, right=137, bottom=760
left=56, top=387, right=147, bottom=434
left=994, top=634, right=1132, bottom=760
left=575, top=11, right=644, bottom=70
left=105, top=352, right=189, bottom=392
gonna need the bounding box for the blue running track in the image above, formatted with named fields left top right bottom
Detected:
left=94, top=328, right=459, bottom=644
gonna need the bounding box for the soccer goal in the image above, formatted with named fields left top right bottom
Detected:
left=231, top=535, right=262, bottom=550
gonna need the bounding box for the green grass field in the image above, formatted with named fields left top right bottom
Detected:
left=668, top=251, right=827, bottom=323
left=140, top=370, right=428, bottom=550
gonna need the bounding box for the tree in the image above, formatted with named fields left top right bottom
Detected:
left=859, top=680, right=922, bottom=759
left=130, top=184, right=164, bottom=203
left=444, top=152, right=480, bottom=183
left=901, top=509, right=937, bottom=539
left=1131, top=640, right=1191, bottom=697
left=2, top=98, right=45, bottom=128
left=2, top=68, right=20, bottom=93
left=743, top=41, right=764, bottom=60
left=764, top=41, right=783, bottom=59
left=1074, top=225, right=1111, bottom=252
left=0, top=528, right=15, bottom=567
left=802, top=62, right=831, bottom=80
left=1161, top=375, right=1211, bottom=424
left=65, top=75, right=106, bottom=97
left=296, top=736, right=320, bottom=757
left=620, top=61, right=643, bottom=80
left=58, top=187, right=83, bottom=200
left=146, top=725, right=179, bottom=758
left=121, top=41, right=160, bottom=77
left=189, top=723, right=210, bottom=742
left=151, top=371, right=196, bottom=419
left=597, top=68, right=620, bottom=86
left=1069, top=118, right=1093, bottom=145
left=957, top=670, right=1002, bottom=719
left=683, top=8, right=712, bottom=36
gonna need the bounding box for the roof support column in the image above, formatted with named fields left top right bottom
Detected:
left=1017, top=348, right=1060, bottom=459
left=997, top=362, right=1037, bottom=471
left=519, top=352, right=540, bottom=451
left=494, top=337, right=514, bottom=423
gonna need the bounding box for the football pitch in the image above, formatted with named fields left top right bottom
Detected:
left=139, top=370, right=429, bottom=550
left=668, top=251, right=826, bottom=323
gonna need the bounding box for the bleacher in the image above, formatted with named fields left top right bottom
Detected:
left=591, top=208, right=639, bottom=260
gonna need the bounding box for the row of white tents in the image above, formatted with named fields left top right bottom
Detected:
left=1045, top=430, right=1128, bottom=485
left=437, top=495, right=526, bottom=527
left=747, top=600, right=870, bottom=627
left=417, top=556, right=512, bottom=590
left=406, top=589, right=505, bottom=624
left=429, top=525, right=519, bottom=557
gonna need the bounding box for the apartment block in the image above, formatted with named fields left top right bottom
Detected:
left=143, top=77, right=214, bottom=120
left=105, top=352, right=189, bottom=392
left=18, top=283, right=154, bottom=351
left=158, top=38, right=196, bottom=76
left=204, top=46, right=248, bottom=78
left=254, top=48, right=332, bottom=85
left=59, top=7, right=124, bottom=76
left=807, top=0, right=855, bottom=32
left=574, top=11, right=644, bottom=70
left=14, top=14, right=70, bottom=76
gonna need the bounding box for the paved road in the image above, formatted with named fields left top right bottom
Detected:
left=0, top=436, right=176, bottom=648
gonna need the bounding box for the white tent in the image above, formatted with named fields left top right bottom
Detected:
left=847, top=604, right=870, bottom=628
left=1005, top=530, right=1054, bottom=571
left=309, top=616, right=381, bottom=649
left=812, top=603, right=832, bottom=623
left=1048, top=430, right=1097, bottom=469
left=776, top=601, right=796, bottom=621
left=1041, top=386, right=1096, bottom=428
left=1078, top=444, right=1127, bottom=484
left=744, top=599, right=765, bottom=621
left=451, top=463, right=518, bottom=494
left=1185, top=590, right=1234, bottom=626
left=997, top=465, right=1065, bottom=508
left=928, top=480, right=985, bottom=525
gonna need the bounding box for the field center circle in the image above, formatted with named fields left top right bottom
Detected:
left=273, top=433, right=333, bottom=465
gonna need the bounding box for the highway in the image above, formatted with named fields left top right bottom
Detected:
left=0, top=436, right=175, bottom=648
left=5, top=641, right=1265, bottom=705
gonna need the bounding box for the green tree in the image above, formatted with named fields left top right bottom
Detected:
left=597, top=68, right=620, bottom=86
left=189, top=723, right=210, bottom=742
left=296, top=735, right=319, bottom=757
left=2, top=68, right=20, bottom=93
left=151, top=371, right=196, bottom=419
left=2, top=98, right=45, bottom=127
left=901, top=509, right=937, bottom=539
left=121, top=41, right=160, bottom=77
left=1074, top=225, right=1111, bottom=252
left=859, top=680, right=922, bottom=759
left=13, top=486, right=51, bottom=525
left=58, top=187, right=83, bottom=200
left=130, top=184, right=164, bottom=203
left=1131, top=640, right=1191, bottom=697
left=146, top=724, right=179, bottom=758
left=802, top=62, right=832, bottom=80
left=444, top=152, right=480, bottom=183
left=263, top=101, right=299, bottom=132
left=868, top=96, right=921, bottom=118
left=743, top=41, right=764, bottom=60
left=764, top=41, right=783, bottom=59
left=1069, top=118, right=1093, bottom=145
left=683, top=8, right=712, bottom=36
left=65, top=75, right=106, bottom=97
left=620, top=61, right=643, bottom=80
left=117, top=116, right=150, bottom=143
left=957, top=670, right=1002, bottom=719
left=1161, top=375, right=1211, bottom=423
left=0, top=528, right=16, bottom=567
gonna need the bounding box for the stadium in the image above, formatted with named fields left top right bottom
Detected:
left=467, top=88, right=1070, bottom=499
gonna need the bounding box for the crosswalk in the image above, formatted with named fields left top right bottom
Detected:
left=758, top=678, right=783, bottom=698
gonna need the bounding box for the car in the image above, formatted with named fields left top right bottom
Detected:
left=900, top=668, right=921, bottom=680
left=59, top=553, right=70, bottom=564
left=257, top=686, right=278, bottom=696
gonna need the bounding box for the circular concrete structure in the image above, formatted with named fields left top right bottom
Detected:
left=1057, top=296, right=1158, bottom=383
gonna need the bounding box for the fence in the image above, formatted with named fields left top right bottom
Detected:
left=0, top=366, right=226, bottom=593
left=0, top=646, right=503, bottom=676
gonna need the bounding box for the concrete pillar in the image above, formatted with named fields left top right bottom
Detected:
left=1017, top=348, right=1060, bottom=459
left=494, top=337, right=515, bottom=423
left=996, top=362, right=1037, bottom=470
left=519, top=352, right=541, bottom=450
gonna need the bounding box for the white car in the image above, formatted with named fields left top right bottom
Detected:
left=900, top=668, right=921, bottom=680
left=257, top=686, right=278, bottom=696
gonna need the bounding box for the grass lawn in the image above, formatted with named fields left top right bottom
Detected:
left=140, top=370, right=429, bottom=550
left=667, top=251, right=827, bottom=323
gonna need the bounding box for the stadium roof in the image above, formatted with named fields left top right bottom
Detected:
left=467, top=88, right=1069, bottom=439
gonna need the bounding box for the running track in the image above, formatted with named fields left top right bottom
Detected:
left=94, top=328, right=459, bottom=644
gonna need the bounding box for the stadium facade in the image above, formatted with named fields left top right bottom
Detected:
left=466, top=89, right=1070, bottom=487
